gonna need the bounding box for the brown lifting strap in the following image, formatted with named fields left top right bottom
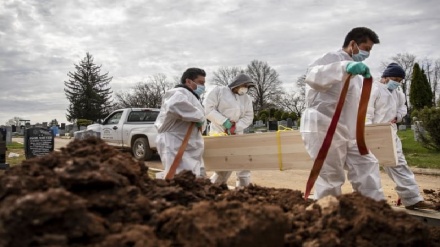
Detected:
left=304, top=76, right=373, bottom=200
left=165, top=122, right=195, bottom=180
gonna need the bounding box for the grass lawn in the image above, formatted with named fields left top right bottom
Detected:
left=398, top=129, right=440, bottom=169
left=5, top=142, right=26, bottom=167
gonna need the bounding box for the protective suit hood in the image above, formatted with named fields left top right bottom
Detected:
left=228, top=74, right=255, bottom=89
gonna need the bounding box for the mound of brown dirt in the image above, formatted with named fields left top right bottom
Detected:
left=423, top=188, right=440, bottom=210
left=0, top=137, right=438, bottom=247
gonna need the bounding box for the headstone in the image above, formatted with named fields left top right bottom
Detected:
left=74, top=130, right=101, bottom=140
left=413, top=121, right=425, bottom=142
left=11, top=125, right=16, bottom=132
left=278, top=120, right=287, bottom=127
left=398, top=125, right=406, bottom=131
left=24, top=127, right=55, bottom=159
left=4, top=126, right=12, bottom=144
left=61, top=123, right=66, bottom=130
left=286, top=118, right=293, bottom=128
left=0, top=127, right=9, bottom=169
left=255, top=120, right=264, bottom=127
left=268, top=120, right=278, bottom=131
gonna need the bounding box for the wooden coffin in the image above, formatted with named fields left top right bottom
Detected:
left=203, top=123, right=397, bottom=171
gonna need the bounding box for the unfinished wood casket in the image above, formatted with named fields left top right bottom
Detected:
left=203, top=123, right=397, bottom=171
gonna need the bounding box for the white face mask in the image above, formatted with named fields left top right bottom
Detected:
left=237, top=87, right=248, bottom=95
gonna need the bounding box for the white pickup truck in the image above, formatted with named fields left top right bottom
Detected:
left=74, top=108, right=160, bottom=161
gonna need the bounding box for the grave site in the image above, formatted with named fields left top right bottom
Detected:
left=0, top=135, right=440, bottom=246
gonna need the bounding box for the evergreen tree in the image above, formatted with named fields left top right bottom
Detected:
left=64, top=53, right=113, bottom=126
left=410, top=63, right=433, bottom=110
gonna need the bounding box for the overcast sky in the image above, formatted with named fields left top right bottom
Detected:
left=1, top=0, right=439, bottom=125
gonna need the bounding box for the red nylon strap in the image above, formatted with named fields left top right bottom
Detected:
left=165, top=122, right=195, bottom=180
left=303, top=76, right=373, bottom=200
left=356, top=77, right=373, bottom=155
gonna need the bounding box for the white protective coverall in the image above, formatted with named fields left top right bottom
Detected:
left=300, top=49, right=385, bottom=201
left=366, top=82, right=423, bottom=206
left=154, top=86, right=206, bottom=178
left=204, top=85, right=254, bottom=187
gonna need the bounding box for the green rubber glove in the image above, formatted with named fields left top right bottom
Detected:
left=346, top=62, right=371, bottom=78
left=196, top=120, right=204, bottom=128
left=222, top=119, right=232, bottom=129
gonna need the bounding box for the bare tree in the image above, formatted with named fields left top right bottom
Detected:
left=434, top=59, right=440, bottom=106
left=212, top=66, right=243, bottom=86
left=4, top=116, right=22, bottom=126
left=246, top=60, right=283, bottom=112
left=427, top=59, right=440, bottom=106
left=419, top=58, right=440, bottom=106
left=277, top=74, right=307, bottom=117
left=114, top=73, right=173, bottom=109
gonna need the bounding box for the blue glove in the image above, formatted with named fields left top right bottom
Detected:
left=346, top=62, right=371, bottom=78
left=222, top=119, right=232, bottom=129
left=196, top=120, right=204, bottom=128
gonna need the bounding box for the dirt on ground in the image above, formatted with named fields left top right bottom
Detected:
left=0, top=137, right=439, bottom=247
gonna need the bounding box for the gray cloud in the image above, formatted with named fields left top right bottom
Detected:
left=1, top=0, right=439, bottom=124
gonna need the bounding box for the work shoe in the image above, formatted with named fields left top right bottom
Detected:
left=405, top=201, right=435, bottom=210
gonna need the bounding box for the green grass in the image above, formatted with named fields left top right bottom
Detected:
left=5, top=142, right=25, bottom=167
left=398, top=129, right=440, bottom=169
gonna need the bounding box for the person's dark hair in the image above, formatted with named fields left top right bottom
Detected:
left=342, top=27, right=380, bottom=48
left=180, top=68, right=206, bottom=84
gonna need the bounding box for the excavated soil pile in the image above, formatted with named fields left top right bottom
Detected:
left=0, top=137, right=439, bottom=247
left=424, top=188, right=440, bottom=211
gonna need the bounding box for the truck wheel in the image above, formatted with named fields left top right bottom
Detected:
left=132, top=137, right=153, bottom=161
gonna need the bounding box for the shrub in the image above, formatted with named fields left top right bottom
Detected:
left=416, top=106, right=440, bottom=151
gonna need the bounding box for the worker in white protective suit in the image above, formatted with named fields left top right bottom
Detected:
left=366, top=63, right=434, bottom=209
left=300, top=27, right=385, bottom=201
left=204, top=73, right=255, bottom=187
left=154, top=68, right=206, bottom=178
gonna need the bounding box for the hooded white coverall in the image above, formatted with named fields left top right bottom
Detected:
left=366, top=82, right=423, bottom=206
left=204, top=85, right=254, bottom=187
left=300, top=49, right=385, bottom=201
left=154, top=86, right=205, bottom=178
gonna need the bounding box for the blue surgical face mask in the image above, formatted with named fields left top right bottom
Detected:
left=352, top=43, right=370, bottom=62
left=194, top=84, right=205, bottom=96
left=387, top=79, right=400, bottom=91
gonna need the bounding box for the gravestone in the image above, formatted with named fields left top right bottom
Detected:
left=74, top=130, right=101, bottom=140
left=278, top=120, right=287, bottom=127
left=286, top=118, right=293, bottom=128
left=11, top=125, right=16, bottom=132
left=413, top=121, right=425, bottom=142
left=268, top=120, right=278, bottom=131
left=61, top=123, right=66, bottom=130
left=24, top=127, right=55, bottom=159
left=255, top=120, right=264, bottom=127
left=0, top=127, right=9, bottom=169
